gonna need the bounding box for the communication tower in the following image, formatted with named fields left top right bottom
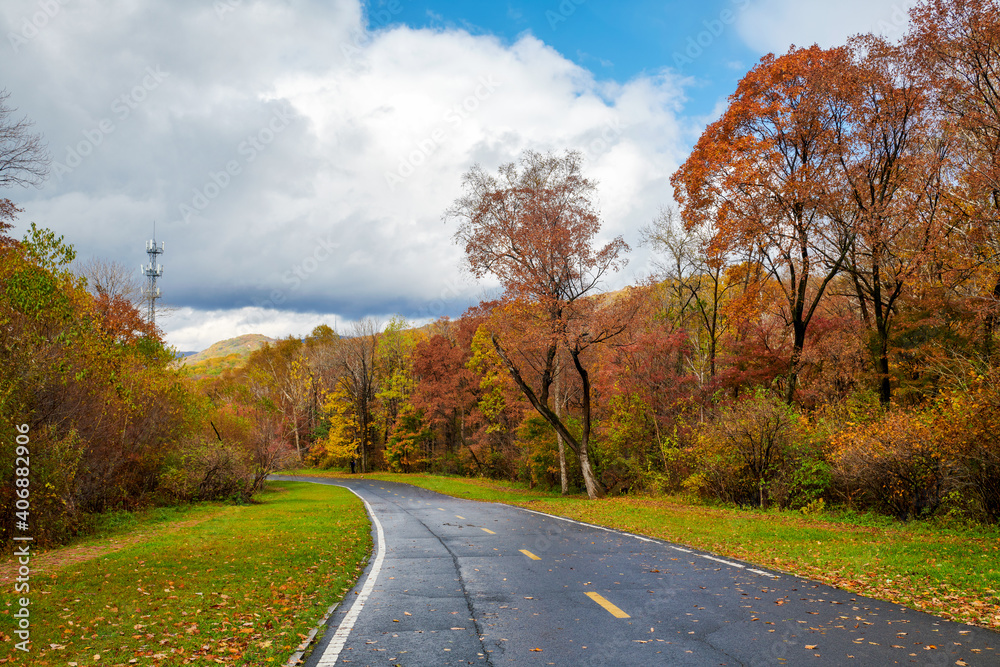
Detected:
left=141, top=225, right=164, bottom=326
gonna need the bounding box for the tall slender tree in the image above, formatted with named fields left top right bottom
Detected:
left=672, top=45, right=852, bottom=403
left=910, top=0, right=1000, bottom=359
left=447, top=150, right=631, bottom=499
left=830, top=35, right=949, bottom=403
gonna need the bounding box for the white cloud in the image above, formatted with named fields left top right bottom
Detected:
left=736, top=0, right=917, bottom=55
left=1, top=0, right=689, bottom=351
left=165, top=306, right=358, bottom=352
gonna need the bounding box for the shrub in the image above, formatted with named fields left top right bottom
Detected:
left=933, top=378, right=1000, bottom=522
left=687, top=392, right=795, bottom=507
left=160, top=439, right=266, bottom=503
left=0, top=425, right=87, bottom=545
left=831, top=410, right=950, bottom=520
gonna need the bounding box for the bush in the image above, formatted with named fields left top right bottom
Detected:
left=687, top=392, right=796, bottom=507
left=0, top=425, right=87, bottom=546
left=160, top=440, right=258, bottom=503
left=933, top=378, right=1000, bottom=522
left=831, top=410, right=950, bottom=520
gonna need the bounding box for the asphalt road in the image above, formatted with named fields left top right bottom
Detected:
left=274, top=476, right=999, bottom=666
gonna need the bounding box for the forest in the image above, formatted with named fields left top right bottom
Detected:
left=5, top=0, right=1000, bottom=547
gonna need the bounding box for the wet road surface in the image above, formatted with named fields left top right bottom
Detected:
left=273, top=476, right=999, bottom=667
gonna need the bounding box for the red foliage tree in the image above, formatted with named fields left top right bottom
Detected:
left=447, top=150, right=632, bottom=498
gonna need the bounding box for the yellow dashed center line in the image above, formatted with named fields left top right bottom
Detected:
left=481, top=528, right=496, bottom=535
left=585, top=592, right=630, bottom=618
left=519, top=549, right=541, bottom=561
left=455, top=515, right=465, bottom=520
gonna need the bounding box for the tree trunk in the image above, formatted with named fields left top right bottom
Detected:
left=875, top=303, right=892, bottom=405
left=570, top=347, right=604, bottom=500
left=554, top=360, right=568, bottom=494
left=870, top=255, right=892, bottom=405
left=785, top=320, right=806, bottom=405
left=491, top=335, right=605, bottom=498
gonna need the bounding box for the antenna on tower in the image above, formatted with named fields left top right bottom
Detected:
left=141, top=222, right=164, bottom=327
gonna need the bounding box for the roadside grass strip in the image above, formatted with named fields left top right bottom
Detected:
left=282, top=470, right=1000, bottom=630
left=0, top=482, right=370, bottom=665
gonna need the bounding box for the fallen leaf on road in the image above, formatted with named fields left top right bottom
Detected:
left=805, top=645, right=818, bottom=650
left=530, top=648, right=542, bottom=652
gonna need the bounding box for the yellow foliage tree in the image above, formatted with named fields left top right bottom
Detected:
left=308, top=385, right=358, bottom=469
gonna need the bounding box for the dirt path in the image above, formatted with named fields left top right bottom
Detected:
left=0, top=516, right=219, bottom=582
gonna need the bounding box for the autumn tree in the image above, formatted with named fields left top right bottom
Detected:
left=642, top=207, right=740, bottom=381
left=910, top=0, right=1000, bottom=359
left=447, top=149, right=631, bottom=499
left=243, top=337, right=311, bottom=459
left=1, top=89, right=48, bottom=243
left=829, top=35, right=949, bottom=404
left=338, top=317, right=381, bottom=472
left=78, top=257, right=144, bottom=307
left=0, top=89, right=48, bottom=190
left=0, top=228, right=198, bottom=544
left=0, top=198, right=17, bottom=245
left=672, top=45, right=852, bottom=403
left=466, top=320, right=526, bottom=477
left=303, top=323, right=341, bottom=432
left=410, top=327, right=483, bottom=472
left=375, top=316, right=420, bottom=443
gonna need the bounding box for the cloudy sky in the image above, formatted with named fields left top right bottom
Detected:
left=0, top=0, right=916, bottom=351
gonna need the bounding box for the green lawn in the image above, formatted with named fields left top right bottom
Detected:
left=284, top=469, right=1000, bottom=631
left=0, top=482, right=370, bottom=666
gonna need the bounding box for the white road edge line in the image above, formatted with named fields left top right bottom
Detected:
left=315, top=485, right=386, bottom=667
left=515, top=505, right=778, bottom=579
left=702, top=555, right=745, bottom=568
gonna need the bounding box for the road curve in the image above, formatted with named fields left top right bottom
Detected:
left=273, top=475, right=998, bottom=666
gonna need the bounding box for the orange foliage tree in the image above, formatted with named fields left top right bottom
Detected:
left=672, top=45, right=852, bottom=403
left=830, top=35, right=949, bottom=403
left=911, top=0, right=1000, bottom=358
left=447, top=149, right=632, bottom=499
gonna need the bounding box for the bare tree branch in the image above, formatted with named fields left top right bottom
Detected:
left=0, top=89, right=49, bottom=189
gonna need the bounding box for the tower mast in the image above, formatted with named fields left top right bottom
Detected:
left=141, top=223, right=164, bottom=327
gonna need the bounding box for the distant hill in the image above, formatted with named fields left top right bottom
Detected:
left=176, top=334, right=276, bottom=379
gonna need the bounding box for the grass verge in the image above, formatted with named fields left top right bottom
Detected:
left=0, top=482, right=371, bottom=665
left=283, top=469, right=1000, bottom=631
